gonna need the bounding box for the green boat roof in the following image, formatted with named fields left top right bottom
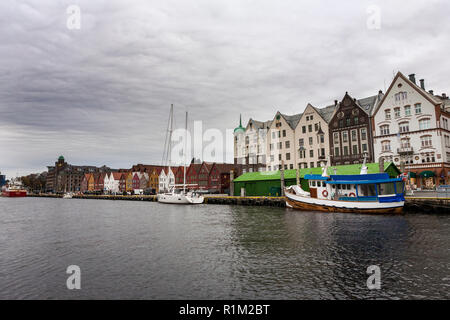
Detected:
left=233, top=162, right=398, bottom=182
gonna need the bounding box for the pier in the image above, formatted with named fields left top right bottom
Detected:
left=26, top=194, right=450, bottom=213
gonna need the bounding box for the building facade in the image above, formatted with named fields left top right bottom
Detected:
left=295, top=104, right=335, bottom=169
left=329, top=92, right=382, bottom=166
left=372, top=72, right=450, bottom=188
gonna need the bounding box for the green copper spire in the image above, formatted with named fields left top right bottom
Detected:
left=234, top=114, right=245, bottom=133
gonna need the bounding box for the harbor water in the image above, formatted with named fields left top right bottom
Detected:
left=0, top=197, right=449, bottom=299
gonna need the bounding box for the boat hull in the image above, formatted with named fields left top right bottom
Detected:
left=286, top=193, right=404, bottom=214
left=157, top=193, right=204, bottom=204
left=2, top=190, right=27, bottom=197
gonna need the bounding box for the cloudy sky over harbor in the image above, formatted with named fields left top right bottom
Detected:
left=1, top=0, right=450, bottom=178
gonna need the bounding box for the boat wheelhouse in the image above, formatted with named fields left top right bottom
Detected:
left=285, top=172, right=405, bottom=214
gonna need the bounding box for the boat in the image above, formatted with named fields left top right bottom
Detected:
left=157, top=105, right=204, bottom=205
left=63, top=192, right=73, bottom=199
left=285, top=157, right=405, bottom=214
left=1, top=178, right=27, bottom=197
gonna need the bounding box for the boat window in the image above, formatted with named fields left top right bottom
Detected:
left=378, top=183, right=396, bottom=195
left=395, top=181, right=404, bottom=193
left=358, top=184, right=376, bottom=197
left=312, top=181, right=316, bottom=187
left=322, top=182, right=326, bottom=187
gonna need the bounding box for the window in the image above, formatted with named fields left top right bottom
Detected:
left=404, top=105, right=411, bottom=116
left=346, top=118, right=351, bottom=126
left=362, top=143, right=367, bottom=152
left=361, top=128, right=367, bottom=140
left=415, top=103, right=422, bottom=114
left=394, top=107, right=401, bottom=118
left=401, top=138, right=410, bottom=149
left=343, top=146, right=349, bottom=156
left=299, top=138, right=304, bottom=147
left=282, top=130, right=286, bottom=137
left=378, top=183, right=396, bottom=195
left=380, top=125, right=390, bottom=136
left=308, top=124, right=312, bottom=132
left=315, top=123, right=319, bottom=131
left=382, top=141, right=391, bottom=152
left=399, top=122, right=409, bottom=133
left=339, top=120, right=344, bottom=127
left=352, top=145, right=357, bottom=155
left=334, top=132, right=339, bottom=144
left=309, top=150, right=314, bottom=157
left=286, top=153, right=291, bottom=160
left=334, top=147, right=340, bottom=156
left=385, top=109, right=391, bottom=120
left=319, top=135, right=324, bottom=143
left=444, top=118, right=449, bottom=130
left=421, top=136, right=432, bottom=147
left=270, top=143, right=273, bottom=151
left=342, top=131, right=348, bottom=142
left=310, top=162, right=314, bottom=168
left=290, top=164, right=293, bottom=169
left=309, top=137, right=313, bottom=145
left=285, top=141, right=290, bottom=148
left=278, top=142, right=283, bottom=149
left=395, top=92, right=407, bottom=102
left=302, top=126, right=306, bottom=133
left=299, top=149, right=306, bottom=158
left=351, top=130, right=357, bottom=141
left=279, top=154, right=282, bottom=160
left=310, top=115, right=313, bottom=120
left=354, top=117, right=359, bottom=125
left=445, top=135, right=450, bottom=147
left=321, top=148, right=325, bottom=156
left=358, top=184, right=376, bottom=197
left=419, top=118, right=430, bottom=130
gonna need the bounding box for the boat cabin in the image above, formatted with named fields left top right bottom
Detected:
left=304, top=173, right=405, bottom=202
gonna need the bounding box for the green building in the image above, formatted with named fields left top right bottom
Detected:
left=233, top=162, right=401, bottom=196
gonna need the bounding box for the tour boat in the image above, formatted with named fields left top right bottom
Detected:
left=285, top=162, right=405, bottom=214
left=157, top=105, right=204, bottom=205
left=1, top=181, right=27, bottom=198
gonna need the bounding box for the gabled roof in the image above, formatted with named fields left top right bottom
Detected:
left=281, top=113, right=302, bottom=130
left=111, top=172, right=123, bottom=180
left=372, top=71, right=442, bottom=117
left=315, top=104, right=337, bottom=123
left=211, top=163, right=235, bottom=174
left=355, top=94, right=380, bottom=116
left=246, top=118, right=273, bottom=131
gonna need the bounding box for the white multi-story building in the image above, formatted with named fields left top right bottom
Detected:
left=266, top=112, right=301, bottom=171
left=294, top=104, right=336, bottom=169
left=159, top=168, right=176, bottom=192
left=372, top=72, right=450, bottom=188
left=234, top=115, right=271, bottom=173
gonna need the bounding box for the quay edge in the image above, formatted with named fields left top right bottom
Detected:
left=24, top=194, right=450, bottom=213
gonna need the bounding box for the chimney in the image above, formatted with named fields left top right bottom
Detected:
left=334, top=100, right=338, bottom=106
left=443, top=93, right=448, bottom=99
left=419, top=79, right=425, bottom=90
left=429, top=90, right=434, bottom=95
left=378, top=90, right=383, bottom=94
left=408, top=74, right=416, bottom=84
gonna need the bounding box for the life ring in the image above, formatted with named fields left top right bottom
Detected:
left=349, top=192, right=356, bottom=197
left=322, top=190, right=328, bottom=197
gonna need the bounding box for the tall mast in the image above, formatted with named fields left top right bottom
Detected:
left=168, top=104, right=173, bottom=189
left=183, top=111, right=188, bottom=193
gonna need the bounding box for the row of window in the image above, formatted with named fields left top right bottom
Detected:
left=381, top=136, right=433, bottom=152
left=334, top=143, right=368, bottom=157
left=380, top=118, right=431, bottom=136
left=385, top=103, right=421, bottom=120
left=333, top=128, right=367, bottom=144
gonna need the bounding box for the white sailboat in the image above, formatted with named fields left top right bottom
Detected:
left=157, top=105, right=204, bottom=205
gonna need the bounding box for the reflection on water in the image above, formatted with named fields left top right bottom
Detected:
left=0, top=198, right=449, bottom=299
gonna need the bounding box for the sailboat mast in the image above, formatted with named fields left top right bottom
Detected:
left=183, top=111, right=187, bottom=193
left=168, top=104, right=173, bottom=190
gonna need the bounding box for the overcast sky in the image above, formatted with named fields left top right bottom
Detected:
left=1, top=0, right=450, bottom=178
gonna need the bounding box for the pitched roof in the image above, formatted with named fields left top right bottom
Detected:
left=315, top=104, right=337, bottom=123
left=281, top=113, right=302, bottom=130
left=212, top=163, right=235, bottom=173
left=111, top=172, right=123, bottom=180
left=355, top=94, right=380, bottom=115
left=233, top=162, right=398, bottom=182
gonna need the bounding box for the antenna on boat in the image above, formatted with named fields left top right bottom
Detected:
left=360, top=151, right=368, bottom=175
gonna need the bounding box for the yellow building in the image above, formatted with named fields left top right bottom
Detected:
left=87, top=174, right=95, bottom=191
left=125, top=172, right=133, bottom=192
left=149, top=169, right=160, bottom=193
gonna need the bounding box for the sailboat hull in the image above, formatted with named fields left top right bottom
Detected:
left=157, top=193, right=204, bottom=204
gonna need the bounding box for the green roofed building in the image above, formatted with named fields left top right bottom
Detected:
left=233, top=162, right=400, bottom=196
